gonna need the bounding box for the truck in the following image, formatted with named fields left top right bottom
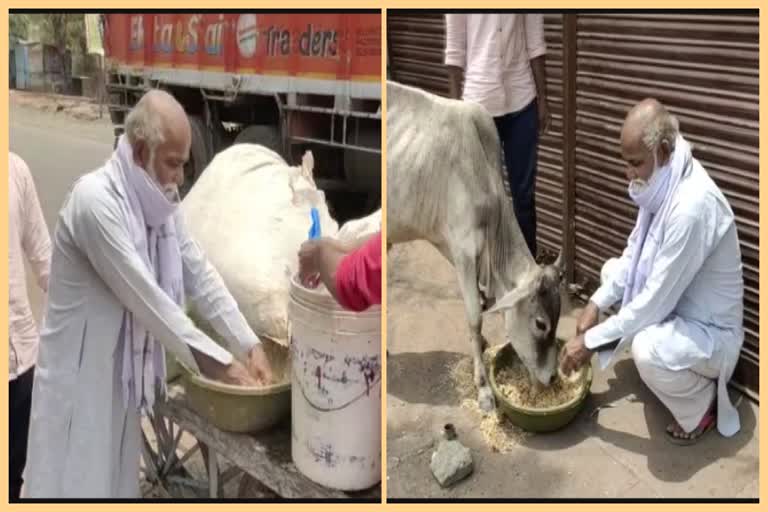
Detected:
left=102, top=12, right=381, bottom=221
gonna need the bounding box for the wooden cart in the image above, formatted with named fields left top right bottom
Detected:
left=140, top=384, right=380, bottom=500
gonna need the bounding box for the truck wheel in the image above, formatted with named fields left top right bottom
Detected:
left=181, top=115, right=212, bottom=198
left=234, top=124, right=284, bottom=158
left=343, top=128, right=381, bottom=193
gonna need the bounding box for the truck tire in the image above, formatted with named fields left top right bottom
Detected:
left=234, top=124, right=284, bottom=158
left=181, top=115, right=212, bottom=198
left=343, top=128, right=381, bottom=193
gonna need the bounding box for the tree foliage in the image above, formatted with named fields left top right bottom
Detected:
left=12, top=13, right=87, bottom=54
left=9, top=13, right=29, bottom=41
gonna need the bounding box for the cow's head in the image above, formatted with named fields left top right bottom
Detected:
left=487, top=253, right=564, bottom=386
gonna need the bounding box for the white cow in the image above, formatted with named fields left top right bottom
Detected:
left=387, top=81, right=564, bottom=411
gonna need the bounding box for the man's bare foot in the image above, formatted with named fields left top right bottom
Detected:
left=665, top=409, right=716, bottom=445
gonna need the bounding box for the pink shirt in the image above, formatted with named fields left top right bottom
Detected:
left=335, top=233, right=382, bottom=312
left=9, top=153, right=51, bottom=380
left=445, top=14, right=547, bottom=117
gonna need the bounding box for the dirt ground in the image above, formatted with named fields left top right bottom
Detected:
left=11, top=89, right=107, bottom=123
left=386, top=241, right=759, bottom=499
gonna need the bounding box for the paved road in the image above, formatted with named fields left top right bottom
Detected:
left=10, top=102, right=114, bottom=320
left=10, top=102, right=114, bottom=230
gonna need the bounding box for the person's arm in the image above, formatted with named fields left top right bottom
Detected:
left=175, top=212, right=272, bottom=384
left=335, top=233, right=382, bottom=312
left=72, top=181, right=234, bottom=374
left=584, top=213, right=709, bottom=350
left=525, top=14, right=550, bottom=134
left=17, top=156, right=52, bottom=292
left=175, top=212, right=259, bottom=360
left=299, top=238, right=349, bottom=301
left=297, top=233, right=379, bottom=306
left=445, top=14, right=467, bottom=99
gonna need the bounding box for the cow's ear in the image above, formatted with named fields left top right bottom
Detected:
left=301, top=151, right=316, bottom=186
left=554, top=250, right=566, bottom=282
left=485, top=277, right=535, bottom=314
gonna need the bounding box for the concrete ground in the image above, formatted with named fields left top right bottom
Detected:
left=386, top=241, right=759, bottom=499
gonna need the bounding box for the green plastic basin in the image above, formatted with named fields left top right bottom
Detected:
left=489, top=341, right=592, bottom=433
left=180, top=360, right=291, bottom=434
left=179, top=309, right=292, bottom=433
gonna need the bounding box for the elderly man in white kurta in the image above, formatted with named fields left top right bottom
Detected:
left=561, top=98, right=744, bottom=445
left=24, top=90, right=273, bottom=498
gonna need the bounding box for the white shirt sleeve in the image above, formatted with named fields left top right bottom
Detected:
left=72, top=183, right=233, bottom=372
left=175, top=212, right=260, bottom=361
left=17, top=155, right=52, bottom=291
left=524, top=14, right=547, bottom=60
left=584, top=213, right=709, bottom=350
left=445, top=14, right=468, bottom=68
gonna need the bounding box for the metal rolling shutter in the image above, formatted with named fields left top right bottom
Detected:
left=571, top=13, right=759, bottom=395
left=537, top=14, right=565, bottom=257
left=387, top=13, right=449, bottom=96
left=386, top=12, right=759, bottom=396
left=386, top=13, right=566, bottom=256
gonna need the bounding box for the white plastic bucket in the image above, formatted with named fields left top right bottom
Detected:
left=289, top=275, right=381, bottom=491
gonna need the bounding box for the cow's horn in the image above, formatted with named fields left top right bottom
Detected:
left=554, top=249, right=564, bottom=270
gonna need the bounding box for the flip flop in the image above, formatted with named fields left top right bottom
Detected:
left=665, top=411, right=716, bottom=446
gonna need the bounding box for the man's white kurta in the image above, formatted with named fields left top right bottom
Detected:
left=25, top=164, right=259, bottom=498
left=584, top=160, right=744, bottom=437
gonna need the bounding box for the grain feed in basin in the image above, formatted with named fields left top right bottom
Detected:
left=449, top=346, right=530, bottom=453
left=450, top=345, right=586, bottom=453
left=495, top=356, right=586, bottom=409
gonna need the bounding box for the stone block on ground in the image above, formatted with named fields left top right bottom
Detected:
left=430, top=439, right=474, bottom=488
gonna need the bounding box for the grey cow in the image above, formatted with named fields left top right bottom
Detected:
left=386, top=81, right=564, bottom=411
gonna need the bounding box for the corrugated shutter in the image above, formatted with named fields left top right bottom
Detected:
left=387, top=13, right=449, bottom=96
left=571, top=13, right=759, bottom=395
left=387, top=13, right=566, bottom=255
left=537, top=14, right=565, bottom=257
left=387, top=12, right=759, bottom=396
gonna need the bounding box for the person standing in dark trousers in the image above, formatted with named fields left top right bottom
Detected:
left=445, top=13, right=550, bottom=257
left=8, top=153, right=51, bottom=499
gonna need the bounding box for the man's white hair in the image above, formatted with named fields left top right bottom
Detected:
left=641, top=103, right=679, bottom=153
left=124, top=91, right=166, bottom=149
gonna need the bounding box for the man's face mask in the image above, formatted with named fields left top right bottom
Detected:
left=628, top=151, right=659, bottom=196
left=148, top=150, right=180, bottom=204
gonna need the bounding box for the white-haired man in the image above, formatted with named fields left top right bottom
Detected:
left=24, top=90, right=273, bottom=498
left=561, top=98, right=744, bottom=445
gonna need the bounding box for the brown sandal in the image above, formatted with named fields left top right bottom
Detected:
left=665, top=411, right=716, bottom=446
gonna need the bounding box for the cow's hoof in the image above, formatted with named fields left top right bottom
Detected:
left=478, top=386, right=496, bottom=413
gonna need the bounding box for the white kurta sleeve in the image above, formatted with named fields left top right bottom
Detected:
left=445, top=14, right=468, bottom=68
left=175, top=213, right=260, bottom=361
left=72, top=184, right=233, bottom=372
left=589, top=223, right=639, bottom=311
left=584, top=213, right=709, bottom=350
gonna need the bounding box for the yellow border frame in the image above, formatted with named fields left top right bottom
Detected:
left=3, top=4, right=764, bottom=511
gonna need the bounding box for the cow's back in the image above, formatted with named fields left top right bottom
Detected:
left=386, top=81, right=506, bottom=248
